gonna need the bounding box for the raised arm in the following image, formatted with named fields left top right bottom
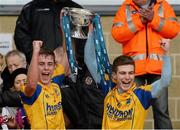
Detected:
left=151, top=39, right=172, bottom=98
left=24, top=40, right=42, bottom=97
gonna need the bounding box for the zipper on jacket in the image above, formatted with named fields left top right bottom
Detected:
left=145, top=24, right=149, bottom=59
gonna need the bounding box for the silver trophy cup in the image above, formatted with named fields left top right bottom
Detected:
left=61, top=7, right=95, bottom=39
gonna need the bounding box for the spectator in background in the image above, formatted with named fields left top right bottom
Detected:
left=0, top=53, right=4, bottom=115
left=0, top=53, right=4, bottom=92
left=0, top=50, right=27, bottom=107
left=14, top=0, right=82, bottom=64
left=1, top=68, right=30, bottom=129
left=111, top=0, right=180, bottom=128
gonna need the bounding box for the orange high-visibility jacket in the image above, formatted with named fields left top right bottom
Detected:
left=112, top=0, right=180, bottom=76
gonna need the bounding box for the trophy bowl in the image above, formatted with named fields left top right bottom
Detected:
left=61, top=7, right=95, bottom=39
left=69, top=8, right=94, bottom=26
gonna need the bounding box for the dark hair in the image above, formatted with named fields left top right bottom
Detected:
left=39, top=49, right=55, bottom=63
left=112, top=55, right=135, bottom=73
left=10, top=68, right=27, bottom=87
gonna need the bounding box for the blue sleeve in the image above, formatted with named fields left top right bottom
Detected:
left=84, top=30, right=101, bottom=83
left=20, top=84, right=42, bottom=105
left=52, top=74, right=65, bottom=87
left=134, top=88, right=152, bottom=109
left=151, top=55, right=172, bottom=98
left=98, top=80, right=116, bottom=95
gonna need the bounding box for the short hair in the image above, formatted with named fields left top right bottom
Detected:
left=112, top=55, right=135, bottom=73
left=39, top=49, right=55, bottom=63
left=5, top=50, right=27, bottom=66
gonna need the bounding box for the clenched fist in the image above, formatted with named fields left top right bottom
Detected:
left=32, top=40, right=43, bottom=52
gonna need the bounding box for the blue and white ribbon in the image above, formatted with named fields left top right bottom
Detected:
left=92, top=15, right=112, bottom=95
left=61, top=15, right=78, bottom=75
left=61, top=13, right=113, bottom=94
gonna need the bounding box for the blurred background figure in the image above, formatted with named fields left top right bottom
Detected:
left=14, top=0, right=82, bottom=64
left=0, top=50, right=27, bottom=107
left=1, top=68, right=30, bottom=129
left=0, top=53, right=4, bottom=92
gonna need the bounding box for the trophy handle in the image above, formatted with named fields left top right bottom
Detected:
left=60, top=7, right=69, bottom=16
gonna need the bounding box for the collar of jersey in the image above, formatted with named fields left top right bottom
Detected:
left=114, top=83, right=136, bottom=100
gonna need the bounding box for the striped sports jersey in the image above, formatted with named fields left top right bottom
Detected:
left=102, top=83, right=152, bottom=129
left=20, top=83, right=65, bottom=129
left=20, top=64, right=65, bottom=129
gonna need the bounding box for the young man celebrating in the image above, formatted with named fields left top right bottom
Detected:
left=111, top=0, right=179, bottom=128
left=20, top=40, right=65, bottom=129
left=102, top=41, right=171, bottom=129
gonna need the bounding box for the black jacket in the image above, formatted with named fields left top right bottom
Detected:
left=61, top=65, right=104, bottom=129
left=14, top=0, right=82, bottom=63
left=0, top=67, right=22, bottom=107
left=76, top=69, right=104, bottom=129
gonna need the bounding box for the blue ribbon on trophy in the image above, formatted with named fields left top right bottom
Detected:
left=61, top=7, right=113, bottom=95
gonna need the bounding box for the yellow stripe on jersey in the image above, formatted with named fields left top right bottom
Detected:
left=52, top=64, right=65, bottom=77
left=52, top=64, right=65, bottom=87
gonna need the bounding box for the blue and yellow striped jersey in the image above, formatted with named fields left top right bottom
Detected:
left=102, top=83, right=152, bottom=129
left=52, top=64, right=65, bottom=86
left=20, top=83, right=65, bottom=129
left=20, top=64, right=65, bottom=129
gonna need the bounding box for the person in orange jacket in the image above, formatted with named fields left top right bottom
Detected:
left=111, top=0, right=180, bottom=129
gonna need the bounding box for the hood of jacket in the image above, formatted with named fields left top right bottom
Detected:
left=124, top=0, right=160, bottom=5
